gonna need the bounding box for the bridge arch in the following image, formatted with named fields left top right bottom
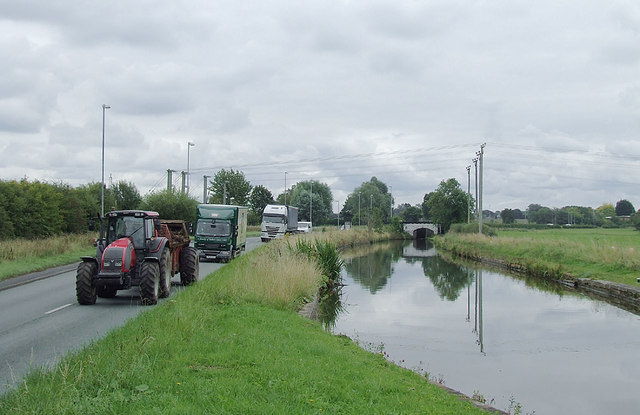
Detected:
left=402, top=222, right=440, bottom=239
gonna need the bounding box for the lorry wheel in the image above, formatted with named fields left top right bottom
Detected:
left=76, top=262, right=97, bottom=305
left=180, top=246, right=199, bottom=286
left=140, top=261, right=160, bottom=305
left=158, top=248, right=171, bottom=298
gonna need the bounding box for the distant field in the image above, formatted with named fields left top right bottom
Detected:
left=437, top=227, right=640, bottom=286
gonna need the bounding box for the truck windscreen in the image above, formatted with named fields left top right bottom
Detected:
left=197, top=221, right=231, bottom=237
left=262, top=215, right=285, bottom=224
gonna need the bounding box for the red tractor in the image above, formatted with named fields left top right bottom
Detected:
left=76, top=210, right=199, bottom=305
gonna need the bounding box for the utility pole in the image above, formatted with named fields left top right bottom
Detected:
left=310, top=181, right=313, bottom=224
left=284, top=172, right=287, bottom=206
left=466, top=165, right=471, bottom=223
left=167, top=169, right=177, bottom=192
left=473, top=158, right=478, bottom=223
left=223, top=182, right=227, bottom=205
left=477, top=143, right=486, bottom=234
left=203, top=175, right=210, bottom=203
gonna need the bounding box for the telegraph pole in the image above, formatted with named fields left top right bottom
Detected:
left=477, top=143, right=486, bottom=234
left=203, top=175, right=210, bottom=203
left=466, top=165, right=471, bottom=223
left=473, top=158, right=478, bottom=223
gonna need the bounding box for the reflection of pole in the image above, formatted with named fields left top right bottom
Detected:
left=478, top=269, right=484, bottom=354
left=474, top=269, right=478, bottom=334
left=466, top=273, right=471, bottom=322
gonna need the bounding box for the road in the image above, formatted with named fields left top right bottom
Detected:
left=0, top=237, right=262, bottom=393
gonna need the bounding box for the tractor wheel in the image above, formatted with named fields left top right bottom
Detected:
left=180, top=246, right=199, bottom=286
left=140, top=261, right=160, bottom=305
left=158, top=248, right=171, bottom=298
left=76, top=262, right=97, bottom=305
left=96, top=284, right=117, bottom=298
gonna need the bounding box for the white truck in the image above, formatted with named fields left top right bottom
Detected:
left=260, top=204, right=299, bottom=242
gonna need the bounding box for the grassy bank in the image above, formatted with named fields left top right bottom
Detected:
left=0, top=233, right=95, bottom=282
left=1, top=230, right=491, bottom=414
left=435, top=227, right=640, bottom=286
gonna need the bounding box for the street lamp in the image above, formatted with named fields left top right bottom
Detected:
left=336, top=200, right=339, bottom=228
left=101, top=104, right=111, bottom=217
left=187, top=141, right=195, bottom=195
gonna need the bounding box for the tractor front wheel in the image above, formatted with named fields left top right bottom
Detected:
left=140, top=261, right=160, bottom=305
left=76, top=262, right=97, bottom=305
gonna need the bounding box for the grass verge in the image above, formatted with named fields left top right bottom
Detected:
left=435, top=227, right=640, bottom=286
left=1, top=230, right=490, bottom=414
left=0, top=233, right=95, bottom=282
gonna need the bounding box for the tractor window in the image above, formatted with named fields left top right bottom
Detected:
left=107, top=216, right=145, bottom=247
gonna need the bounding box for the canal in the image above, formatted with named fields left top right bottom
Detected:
left=325, top=240, right=640, bottom=414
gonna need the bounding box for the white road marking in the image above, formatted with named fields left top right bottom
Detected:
left=45, top=303, right=73, bottom=315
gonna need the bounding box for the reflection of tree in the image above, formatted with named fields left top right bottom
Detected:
left=318, top=288, right=344, bottom=331
left=344, top=242, right=404, bottom=293
left=421, top=255, right=473, bottom=301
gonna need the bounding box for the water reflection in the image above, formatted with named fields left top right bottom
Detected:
left=343, top=242, right=403, bottom=294
left=330, top=240, right=640, bottom=414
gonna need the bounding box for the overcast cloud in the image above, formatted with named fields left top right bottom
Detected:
left=1, top=0, right=639, bottom=212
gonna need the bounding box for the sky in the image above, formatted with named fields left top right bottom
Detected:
left=1, top=0, right=639, bottom=213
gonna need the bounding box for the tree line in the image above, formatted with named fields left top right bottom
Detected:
left=2, top=172, right=637, bottom=240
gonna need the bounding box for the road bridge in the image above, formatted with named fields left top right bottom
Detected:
left=402, top=221, right=440, bottom=239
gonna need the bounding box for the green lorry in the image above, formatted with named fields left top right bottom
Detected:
left=194, top=204, right=248, bottom=262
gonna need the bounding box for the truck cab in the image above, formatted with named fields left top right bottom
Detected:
left=260, top=204, right=298, bottom=242
left=194, top=204, right=248, bottom=262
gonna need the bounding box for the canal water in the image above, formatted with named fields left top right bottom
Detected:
left=326, top=240, right=640, bottom=414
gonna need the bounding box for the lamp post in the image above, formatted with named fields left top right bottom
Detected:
left=186, top=141, right=195, bottom=195
left=284, top=171, right=287, bottom=205
left=336, top=200, right=339, bottom=229
left=101, top=104, right=110, bottom=217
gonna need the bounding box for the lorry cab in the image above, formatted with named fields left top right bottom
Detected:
left=194, top=204, right=248, bottom=262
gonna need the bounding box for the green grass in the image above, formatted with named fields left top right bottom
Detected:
left=1, top=230, right=491, bottom=414
left=0, top=233, right=95, bottom=281
left=436, top=227, right=640, bottom=285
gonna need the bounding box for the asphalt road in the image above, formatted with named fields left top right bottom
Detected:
left=0, top=237, right=262, bottom=393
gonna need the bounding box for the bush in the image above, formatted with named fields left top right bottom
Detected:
left=448, top=222, right=496, bottom=236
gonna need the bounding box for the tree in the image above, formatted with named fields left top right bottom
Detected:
left=425, top=178, right=471, bottom=232
left=208, top=169, right=252, bottom=206
left=343, top=177, right=393, bottom=226
left=112, top=181, right=142, bottom=210
left=141, top=190, right=199, bottom=224
left=501, top=208, right=515, bottom=224
left=249, top=185, right=273, bottom=217
left=401, top=206, right=423, bottom=222
left=615, top=199, right=635, bottom=216
left=287, top=180, right=333, bottom=224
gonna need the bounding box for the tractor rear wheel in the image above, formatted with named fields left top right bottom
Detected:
left=180, top=246, right=199, bottom=286
left=140, top=261, right=160, bottom=305
left=76, top=262, right=97, bottom=305
left=158, top=248, right=171, bottom=298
